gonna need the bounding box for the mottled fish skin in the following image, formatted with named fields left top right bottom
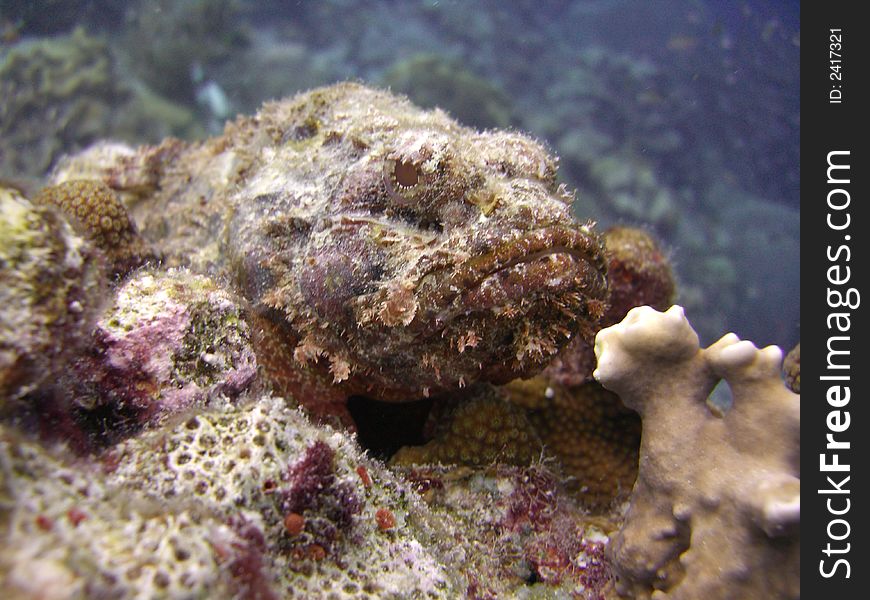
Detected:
left=54, top=83, right=608, bottom=421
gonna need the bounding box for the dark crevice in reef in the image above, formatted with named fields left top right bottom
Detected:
left=347, top=395, right=433, bottom=461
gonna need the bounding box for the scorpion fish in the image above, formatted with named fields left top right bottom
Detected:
left=54, top=83, right=609, bottom=427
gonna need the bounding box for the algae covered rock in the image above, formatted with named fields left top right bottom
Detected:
left=382, top=53, right=514, bottom=130
left=0, top=27, right=201, bottom=181
left=0, top=185, right=104, bottom=403
left=0, top=27, right=126, bottom=179
left=65, top=268, right=257, bottom=444
left=0, top=395, right=467, bottom=598
left=0, top=422, right=246, bottom=599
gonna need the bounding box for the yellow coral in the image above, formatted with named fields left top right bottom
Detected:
left=392, top=387, right=542, bottom=467
left=34, top=180, right=154, bottom=277
left=394, top=377, right=640, bottom=508
left=783, top=342, right=800, bottom=394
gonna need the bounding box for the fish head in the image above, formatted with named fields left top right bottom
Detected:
left=228, top=84, right=609, bottom=399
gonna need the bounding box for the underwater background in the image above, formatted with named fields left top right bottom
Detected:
left=1, top=0, right=800, bottom=350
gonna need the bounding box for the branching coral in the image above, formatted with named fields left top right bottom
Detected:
left=594, top=305, right=799, bottom=599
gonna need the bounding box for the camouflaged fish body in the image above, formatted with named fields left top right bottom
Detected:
left=54, top=83, right=608, bottom=420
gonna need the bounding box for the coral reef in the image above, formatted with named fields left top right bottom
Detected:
left=594, top=305, right=800, bottom=599
left=120, top=0, right=249, bottom=105
left=0, top=185, right=104, bottom=403
left=391, top=384, right=543, bottom=468
left=34, top=180, right=156, bottom=277
left=0, top=4, right=802, bottom=597
left=105, top=394, right=464, bottom=598
left=55, top=83, right=609, bottom=426
left=0, top=27, right=201, bottom=181
left=0, top=28, right=127, bottom=179
left=394, top=461, right=616, bottom=597
left=2, top=391, right=619, bottom=598
left=783, top=342, right=800, bottom=394
left=1, top=396, right=462, bottom=598
left=0, top=423, right=245, bottom=599
left=392, top=373, right=641, bottom=511
left=507, top=377, right=641, bottom=509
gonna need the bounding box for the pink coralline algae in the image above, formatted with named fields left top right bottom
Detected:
left=64, top=269, right=257, bottom=446
left=276, top=440, right=363, bottom=559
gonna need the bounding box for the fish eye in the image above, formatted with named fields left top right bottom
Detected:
left=385, top=157, right=423, bottom=196
left=393, top=159, right=420, bottom=188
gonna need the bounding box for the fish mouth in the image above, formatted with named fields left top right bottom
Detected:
left=415, top=223, right=609, bottom=330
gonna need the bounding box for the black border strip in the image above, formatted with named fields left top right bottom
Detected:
left=803, top=3, right=867, bottom=597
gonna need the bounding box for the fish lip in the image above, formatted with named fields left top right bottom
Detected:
left=412, top=222, right=608, bottom=329
left=453, top=223, right=606, bottom=291
left=476, top=225, right=607, bottom=279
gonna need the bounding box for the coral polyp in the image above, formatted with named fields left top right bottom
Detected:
left=34, top=179, right=156, bottom=277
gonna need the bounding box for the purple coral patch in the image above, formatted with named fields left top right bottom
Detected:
left=278, top=440, right=362, bottom=556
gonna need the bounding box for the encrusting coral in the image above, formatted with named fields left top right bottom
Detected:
left=393, top=461, right=617, bottom=596
left=507, top=377, right=641, bottom=509
left=391, top=384, right=543, bottom=467
left=0, top=396, right=465, bottom=598
left=594, top=305, right=800, bottom=599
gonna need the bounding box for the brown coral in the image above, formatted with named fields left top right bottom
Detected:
left=34, top=179, right=156, bottom=277
left=602, top=226, right=675, bottom=323
left=391, top=385, right=542, bottom=467
left=783, top=342, right=800, bottom=394
left=506, top=377, right=641, bottom=509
